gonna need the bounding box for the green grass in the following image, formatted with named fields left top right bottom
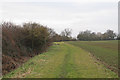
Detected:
left=66, top=40, right=118, bottom=70
left=3, top=42, right=118, bottom=78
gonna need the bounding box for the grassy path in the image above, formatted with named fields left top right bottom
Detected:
left=4, top=42, right=118, bottom=78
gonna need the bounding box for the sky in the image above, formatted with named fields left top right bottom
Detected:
left=0, top=0, right=119, bottom=37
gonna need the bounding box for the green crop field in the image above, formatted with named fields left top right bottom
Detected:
left=3, top=42, right=118, bottom=78
left=67, top=40, right=118, bottom=72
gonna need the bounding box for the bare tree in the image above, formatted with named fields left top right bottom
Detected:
left=61, top=28, right=72, bottom=41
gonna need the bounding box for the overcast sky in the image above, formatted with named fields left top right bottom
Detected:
left=0, top=0, right=119, bottom=37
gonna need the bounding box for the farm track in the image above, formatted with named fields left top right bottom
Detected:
left=3, top=42, right=118, bottom=78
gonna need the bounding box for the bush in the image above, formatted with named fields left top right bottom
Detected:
left=2, top=22, right=55, bottom=75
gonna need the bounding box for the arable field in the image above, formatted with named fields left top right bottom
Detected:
left=3, top=42, right=117, bottom=78
left=67, top=40, right=118, bottom=73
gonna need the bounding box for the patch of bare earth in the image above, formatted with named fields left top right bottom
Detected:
left=2, top=54, right=30, bottom=75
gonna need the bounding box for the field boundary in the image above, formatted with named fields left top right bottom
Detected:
left=89, top=52, right=118, bottom=74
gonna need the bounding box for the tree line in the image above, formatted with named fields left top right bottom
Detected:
left=52, top=29, right=119, bottom=41
left=77, top=30, right=118, bottom=41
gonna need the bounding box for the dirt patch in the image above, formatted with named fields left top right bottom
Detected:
left=2, top=54, right=30, bottom=75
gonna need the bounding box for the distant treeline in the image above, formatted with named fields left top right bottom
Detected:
left=52, top=29, right=119, bottom=41
left=77, top=30, right=119, bottom=41
left=52, top=28, right=76, bottom=42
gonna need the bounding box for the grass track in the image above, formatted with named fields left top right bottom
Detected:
left=3, top=42, right=118, bottom=78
